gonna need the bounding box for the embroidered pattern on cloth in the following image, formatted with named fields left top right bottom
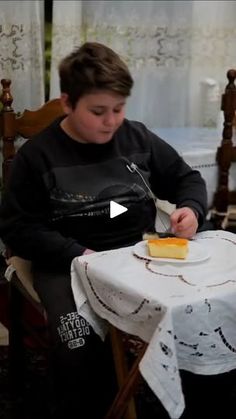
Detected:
left=133, top=234, right=236, bottom=289
left=84, top=261, right=153, bottom=318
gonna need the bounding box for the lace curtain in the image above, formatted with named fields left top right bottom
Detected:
left=50, top=0, right=236, bottom=128
left=0, top=0, right=45, bottom=112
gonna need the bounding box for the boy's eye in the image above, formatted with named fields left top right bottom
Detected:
left=92, top=110, right=104, bottom=116
left=91, top=107, right=123, bottom=116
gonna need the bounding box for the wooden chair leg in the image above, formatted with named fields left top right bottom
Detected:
left=106, top=327, right=147, bottom=419
left=8, top=280, right=26, bottom=397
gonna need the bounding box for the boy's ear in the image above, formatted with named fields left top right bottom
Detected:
left=60, top=93, right=72, bottom=114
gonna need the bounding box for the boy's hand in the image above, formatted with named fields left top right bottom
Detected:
left=170, top=207, right=198, bottom=239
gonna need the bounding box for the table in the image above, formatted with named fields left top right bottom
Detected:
left=71, top=230, right=236, bottom=419
left=153, top=127, right=236, bottom=209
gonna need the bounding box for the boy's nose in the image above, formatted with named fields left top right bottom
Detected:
left=103, top=113, right=116, bottom=126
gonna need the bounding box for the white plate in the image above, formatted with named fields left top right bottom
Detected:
left=133, top=240, right=211, bottom=264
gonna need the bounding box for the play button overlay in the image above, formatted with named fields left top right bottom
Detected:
left=110, top=200, right=128, bottom=218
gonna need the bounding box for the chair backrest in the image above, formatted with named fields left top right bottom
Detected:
left=0, top=79, right=64, bottom=188
left=213, top=69, right=236, bottom=214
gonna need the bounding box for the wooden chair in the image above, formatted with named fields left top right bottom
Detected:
left=211, top=69, right=236, bottom=229
left=0, top=78, right=64, bottom=403
left=0, top=79, right=144, bottom=419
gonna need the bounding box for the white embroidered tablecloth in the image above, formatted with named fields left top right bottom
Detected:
left=71, top=230, right=236, bottom=419
left=153, top=127, right=236, bottom=210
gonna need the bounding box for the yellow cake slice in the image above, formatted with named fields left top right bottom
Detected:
left=147, top=238, right=189, bottom=259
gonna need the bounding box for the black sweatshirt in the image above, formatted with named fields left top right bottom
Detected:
left=0, top=118, right=207, bottom=270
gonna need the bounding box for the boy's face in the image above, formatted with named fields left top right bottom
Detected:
left=60, top=90, right=126, bottom=144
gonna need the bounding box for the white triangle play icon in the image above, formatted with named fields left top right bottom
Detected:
left=110, top=200, right=128, bottom=218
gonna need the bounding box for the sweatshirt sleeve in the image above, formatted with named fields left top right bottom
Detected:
left=148, top=132, right=208, bottom=227
left=0, top=150, right=86, bottom=270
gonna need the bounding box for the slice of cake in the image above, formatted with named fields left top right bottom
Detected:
left=147, top=238, right=189, bottom=259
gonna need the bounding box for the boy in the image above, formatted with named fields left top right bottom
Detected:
left=0, top=42, right=207, bottom=417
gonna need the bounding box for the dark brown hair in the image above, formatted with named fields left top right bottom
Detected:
left=59, top=42, right=134, bottom=109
